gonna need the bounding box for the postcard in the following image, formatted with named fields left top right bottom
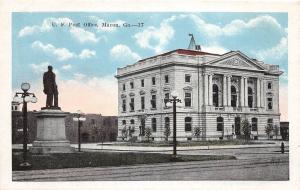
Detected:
left=1, top=0, right=300, bottom=190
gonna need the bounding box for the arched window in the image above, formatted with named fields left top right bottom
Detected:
left=248, top=87, right=253, bottom=108
left=165, top=117, right=170, bottom=129
left=251, top=118, right=258, bottom=131
left=217, top=117, right=224, bottom=131
left=185, top=117, right=192, bottom=132
left=130, top=119, right=135, bottom=125
left=152, top=118, right=157, bottom=132
left=213, top=84, right=219, bottom=107
left=231, top=86, right=237, bottom=107
left=122, top=120, right=126, bottom=125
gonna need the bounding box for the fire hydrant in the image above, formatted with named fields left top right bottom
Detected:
left=281, top=142, right=285, bottom=154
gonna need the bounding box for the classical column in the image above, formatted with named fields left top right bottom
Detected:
left=260, top=79, right=264, bottom=108
left=204, top=73, right=209, bottom=105
left=240, top=77, right=244, bottom=107
left=227, top=75, right=231, bottom=106
left=209, top=74, right=213, bottom=106
left=257, top=78, right=261, bottom=107
left=244, top=77, right=248, bottom=107
left=223, top=75, right=227, bottom=106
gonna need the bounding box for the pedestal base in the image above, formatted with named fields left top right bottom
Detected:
left=30, top=140, right=74, bottom=154
left=30, top=109, right=74, bottom=154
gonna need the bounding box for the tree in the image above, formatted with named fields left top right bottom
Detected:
left=193, top=127, right=201, bottom=141
left=265, top=124, right=274, bottom=140
left=144, top=127, right=152, bottom=142
left=163, top=125, right=171, bottom=141
left=241, top=119, right=251, bottom=141
left=274, top=125, right=279, bottom=139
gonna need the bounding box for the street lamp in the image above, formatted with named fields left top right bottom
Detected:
left=13, top=82, right=37, bottom=168
left=73, top=110, right=86, bottom=152
left=164, top=90, right=181, bottom=158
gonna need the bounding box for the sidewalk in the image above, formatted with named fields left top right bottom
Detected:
left=72, top=140, right=288, bottom=153
left=12, top=140, right=288, bottom=153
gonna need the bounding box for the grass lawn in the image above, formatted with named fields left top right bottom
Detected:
left=110, top=139, right=275, bottom=147
left=12, top=150, right=235, bottom=171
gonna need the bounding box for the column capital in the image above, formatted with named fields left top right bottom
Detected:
left=242, top=76, right=248, bottom=79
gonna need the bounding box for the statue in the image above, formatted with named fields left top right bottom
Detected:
left=43, top=65, right=59, bottom=109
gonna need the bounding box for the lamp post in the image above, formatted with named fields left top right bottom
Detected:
left=73, top=110, right=86, bottom=152
left=164, top=91, right=181, bottom=158
left=13, top=82, right=37, bottom=168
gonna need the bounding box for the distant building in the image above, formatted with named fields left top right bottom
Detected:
left=115, top=35, right=283, bottom=141
left=280, top=121, right=289, bottom=141
left=12, top=105, right=118, bottom=144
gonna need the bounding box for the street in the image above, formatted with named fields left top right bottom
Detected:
left=12, top=146, right=289, bottom=181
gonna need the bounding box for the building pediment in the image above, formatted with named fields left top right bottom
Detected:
left=150, top=89, right=157, bottom=94
left=183, top=86, right=193, bottom=91
left=121, top=94, right=126, bottom=98
left=129, top=92, right=135, bottom=96
left=139, top=90, right=146, bottom=95
left=206, top=52, right=266, bottom=71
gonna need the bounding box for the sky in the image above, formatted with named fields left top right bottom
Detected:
left=12, top=12, right=288, bottom=120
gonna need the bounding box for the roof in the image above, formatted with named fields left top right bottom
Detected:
left=137, top=49, right=221, bottom=63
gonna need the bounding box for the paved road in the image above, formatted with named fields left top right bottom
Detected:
left=12, top=147, right=288, bottom=181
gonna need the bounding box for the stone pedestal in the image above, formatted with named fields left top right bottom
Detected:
left=30, top=109, right=74, bottom=154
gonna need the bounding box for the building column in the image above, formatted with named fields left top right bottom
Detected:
left=223, top=75, right=227, bottom=106
left=209, top=74, right=213, bottom=106
left=204, top=73, right=209, bottom=105
left=257, top=78, right=261, bottom=107
left=240, top=77, right=244, bottom=107
left=244, top=77, right=248, bottom=107
left=260, top=79, right=264, bottom=108
left=227, top=75, right=231, bottom=106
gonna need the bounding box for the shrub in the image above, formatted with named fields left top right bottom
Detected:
left=265, top=124, right=274, bottom=140
left=145, top=127, right=152, bottom=142
left=163, top=125, right=171, bottom=141
left=241, top=119, right=251, bottom=141
left=193, top=127, right=201, bottom=141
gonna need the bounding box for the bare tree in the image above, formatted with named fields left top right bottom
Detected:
left=241, top=119, right=251, bottom=141
left=193, top=127, right=201, bottom=141
left=163, top=125, right=171, bottom=141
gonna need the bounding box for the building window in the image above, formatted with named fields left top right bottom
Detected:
left=165, top=75, right=169, bottom=84
left=152, top=77, right=156, bottom=85
left=231, top=86, right=237, bottom=107
left=165, top=117, right=170, bottom=129
left=185, top=117, right=192, bottom=132
left=130, top=81, right=134, bottom=89
left=267, top=118, right=273, bottom=127
left=122, top=99, right=126, bottom=112
left=213, top=84, right=219, bottom=107
left=248, top=87, right=253, bottom=108
left=184, top=92, right=191, bottom=107
left=267, top=97, right=273, bottom=110
left=141, top=79, right=144, bottom=87
left=122, top=120, right=126, bottom=125
left=152, top=118, right=157, bottom=132
left=217, top=117, right=224, bottom=131
left=122, top=84, right=126, bottom=91
left=141, top=96, right=145, bottom=110
left=130, top=119, right=135, bottom=125
left=267, top=82, right=272, bottom=90
left=251, top=118, right=258, bottom=131
left=130, top=98, right=134, bottom=111
left=151, top=95, right=156, bottom=109
left=91, top=119, right=95, bottom=125
left=185, top=74, right=191, bottom=83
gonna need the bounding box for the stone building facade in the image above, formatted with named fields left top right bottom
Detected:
left=115, top=47, right=283, bottom=141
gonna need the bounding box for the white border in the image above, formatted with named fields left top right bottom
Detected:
left=1, top=0, right=300, bottom=190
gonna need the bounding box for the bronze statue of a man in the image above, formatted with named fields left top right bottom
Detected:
left=43, top=65, right=59, bottom=108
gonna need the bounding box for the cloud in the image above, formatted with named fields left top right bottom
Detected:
left=79, top=49, right=96, bottom=59
left=201, top=45, right=228, bottom=54
left=18, top=17, right=73, bottom=37
left=61, top=64, right=72, bottom=70
left=69, top=27, right=100, bottom=43
left=133, top=17, right=175, bottom=53
left=32, top=41, right=75, bottom=61
left=256, top=37, right=287, bottom=60
left=73, top=73, right=86, bottom=80
left=30, top=62, right=51, bottom=74
left=32, top=41, right=96, bottom=61
left=189, top=14, right=283, bottom=38
left=110, top=44, right=141, bottom=63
